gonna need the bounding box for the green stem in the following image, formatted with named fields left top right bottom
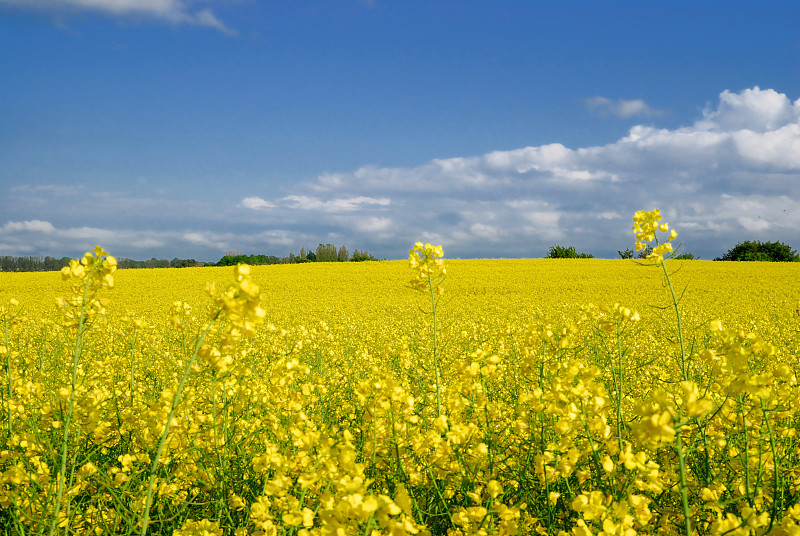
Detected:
left=138, top=311, right=220, bottom=536
left=762, top=401, right=779, bottom=532
left=427, top=277, right=441, bottom=418
left=674, top=422, right=692, bottom=536
left=211, top=372, right=229, bottom=515
left=659, top=259, right=688, bottom=381
left=3, top=313, right=11, bottom=440
left=615, top=323, right=624, bottom=452
left=49, top=277, right=93, bottom=536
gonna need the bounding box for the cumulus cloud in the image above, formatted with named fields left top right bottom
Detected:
left=585, top=96, right=665, bottom=118
left=237, top=86, right=798, bottom=259
left=241, top=197, right=275, bottom=210
left=3, top=87, right=799, bottom=261
left=0, top=0, right=236, bottom=34
left=697, top=87, right=800, bottom=132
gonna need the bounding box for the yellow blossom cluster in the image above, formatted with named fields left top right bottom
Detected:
left=632, top=209, right=679, bottom=263
left=408, top=242, right=446, bottom=295
left=0, top=237, right=798, bottom=536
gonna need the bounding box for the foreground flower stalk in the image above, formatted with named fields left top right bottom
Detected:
left=139, top=263, right=265, bottom=536
left=409, top=242, right=446, bottom=418
left=50, top=246, right=117, bottom=536
left=633, top=210, right=691, bottom=536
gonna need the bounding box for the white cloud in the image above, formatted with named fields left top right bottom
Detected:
left=354, top=217, right=392, bottom=233
left=697, top=87, right=800, bottom=132
left=251, top=86, right=798, bottom=258
left=3, top=87, right=799, bottom=261
left=241, top=197, right=275, bottom=210
left=1, top=220, right=56, bottom=233
left=585, top=96, right=665, bottom=118
left=282, top=195, right=391, bottom=212
left=0, top=0, right=236, bottom=33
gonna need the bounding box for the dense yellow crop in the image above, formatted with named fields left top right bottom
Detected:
left=1, top=226, right=799, bottom=535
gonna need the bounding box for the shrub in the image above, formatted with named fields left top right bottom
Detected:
left=715, top=240, right=799, bottom=262
left=547, top=245, right=594, bottom=259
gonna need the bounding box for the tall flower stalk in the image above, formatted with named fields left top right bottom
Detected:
left=50, top=246, right=117, bottom=536
left=632, top=209, right=692, bottom=536
left=408, top=242, right=446, bottom=418
left=139, top=263, right=265, bottom=535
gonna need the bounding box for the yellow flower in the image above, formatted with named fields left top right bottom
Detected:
left=408, top=242, right=446, bottom=294
left=632, top=209, right=680, bottom=263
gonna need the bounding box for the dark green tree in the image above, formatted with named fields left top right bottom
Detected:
left=636, top=245, right=653, bottom=259
left=315, top=244, right=338, bottom=262
left=715, top=240, right=799, bottom=262
left=351, top=249, right=376, bottom=262
left=547, top=245, right=594, bottom=259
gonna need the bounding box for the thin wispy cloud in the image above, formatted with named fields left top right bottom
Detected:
left=1, top=220, right=56, bottom=233
left=280, top=195, right=391, bottom=213
left=0, top=0, right=235, bottom=34
left=584, top=96, right=665, bottom=118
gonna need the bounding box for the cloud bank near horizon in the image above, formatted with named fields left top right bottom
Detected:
left=2, top=87, right=799, bottom=261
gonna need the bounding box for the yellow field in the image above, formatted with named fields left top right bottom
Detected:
left=1, top=247, right=799, bottom=535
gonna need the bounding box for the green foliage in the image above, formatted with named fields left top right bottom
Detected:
left=351, top=249, right=377, bottom=262
left=617, top=248, right=634, bottom=259
left=547, top=245, right=594, bottom=259
left=0, top=256, right=72, bottom=272
left=315, top=243, right=337, bottom=262
left=170, top=257, right=200, bottom=268
left=673, top=252, right=697, bottom=260
left=216, top=254, right=282, bottom=267
left=715, top=240, right=799, bottom=262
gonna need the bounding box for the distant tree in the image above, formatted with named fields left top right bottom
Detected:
left=618, top=248, right=635, bottom=259
left=715, top=240, right=799, bottom=262
left=306, top=250, right=316, bottom=262
left=169, top=257, right=199, bottom=268
left=351, top=249, right=376, bottom=262
left=547, top=245, right=594, bottom=259
left=118, top=258, right=143, bottom=269
left=673, top=252, right=697, bottom=260
left=316, top=243, right=338, bottom=262
left=144, top=258, right=170, bottom=269
left=636, top=245, right=653, bottom=259
left=299, top=247, right=306, bottom=260
left=337, top=245, right=349, bottom=262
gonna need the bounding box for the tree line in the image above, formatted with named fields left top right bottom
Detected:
left=2, top=240, right=796, bottom=272
left=0, top=244, right=378, bottom=272
left=216, top=244, right=377, bottom=267
left=545, top=240, right=797, bottom=262
left=0, top=256, right=74, bottom=272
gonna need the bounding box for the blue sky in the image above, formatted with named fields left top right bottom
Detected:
left=1, top=1, right=799, bottom=262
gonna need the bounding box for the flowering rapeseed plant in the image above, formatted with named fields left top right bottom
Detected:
left=632, top=208, right=679, bottom=263
left=409, top=242, right=446, bottom=418
left=0, top=239, right=798, bottom=536
left=409, top=242, right=446, bottom=295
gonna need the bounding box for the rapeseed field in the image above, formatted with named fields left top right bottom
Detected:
left=1, top=211, right=799, bottom=536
